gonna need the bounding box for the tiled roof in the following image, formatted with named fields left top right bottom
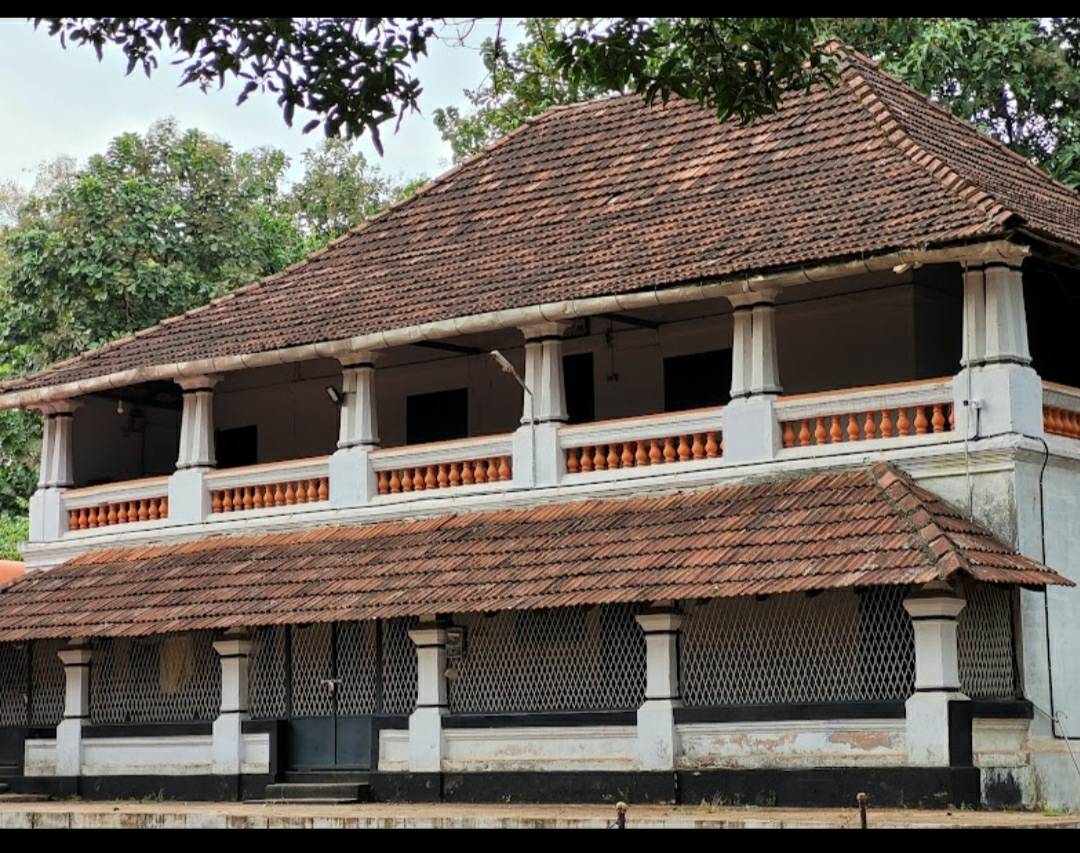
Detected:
left=5, top=49, right=1080, bottom=399
left=0, top=464, right=1067, bottom=640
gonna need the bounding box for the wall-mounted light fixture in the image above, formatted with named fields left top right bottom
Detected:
left=324, top=385, right=344, bottom=407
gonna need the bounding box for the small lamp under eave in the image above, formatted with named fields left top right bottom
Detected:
left=325, top=385, right=344, bottom=407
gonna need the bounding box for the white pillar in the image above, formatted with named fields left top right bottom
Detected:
left=408, top=623, right=448, bottom=773
left=723, top=292, right=782, bottom=463
left=28, top=400, right=79, bottom=542
left=212, top=632, right=253, bottom=775
left=330, top=354, right=380, bottom=507
left=635, top=609, right=682, bottom=771
left=55, top=644, right=91, bottom=777
left=903, top=585, right=967, bottom=766
left=953, top=262, right=1042, bottom=438
left=513, top=322, right=569, bottom=487
left=168, top=374, right=221, bottom=524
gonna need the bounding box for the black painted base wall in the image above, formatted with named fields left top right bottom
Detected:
left=4, top=767, right=980, bottom=807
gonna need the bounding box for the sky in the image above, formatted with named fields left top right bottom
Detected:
left=0, top=18, right=523, bottom=190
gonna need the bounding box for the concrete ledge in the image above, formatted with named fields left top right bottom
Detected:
left=0, top=801, right=1077, bottom=829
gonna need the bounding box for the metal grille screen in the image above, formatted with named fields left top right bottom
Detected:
left=30, top=640, right=66, bottom=726
left=0, top=642, right=27, bottom=726
left=90, top=632, right=220, bottom=723
left=382, top=618, right=417, bottom=715
left=448, top=605, right=645, bottom=713
left=681, top=588, right=916, bottom=706
left=958, top=584, right=1018, bottom=699
left=249, top=626, right=287, bottom=719
left=249, top=620, right=417, bottom=718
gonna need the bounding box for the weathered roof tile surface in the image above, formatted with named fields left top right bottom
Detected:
left=0, top=463, right=1067, bottom=640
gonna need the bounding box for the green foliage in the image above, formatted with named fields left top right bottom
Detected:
left=0, top=513, right=28, bottom=561
left=2, top=119, right=305, bottom=370
left=0, top=121, right=422, bottom=530
left=35, top=17, right=832, bottom=157
left=821, top=18, right=1080, bottom=187
left=287, top=138, right=426, bottom=250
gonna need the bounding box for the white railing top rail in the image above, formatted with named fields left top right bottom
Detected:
left=204, top=455, right=330, bottom=490
left=1043, top=381, right=1080, bottom=412
left=775, top=377, right=954, bottom=422
left=64, top=475, right=170, bottom=509
left=559, top=406, right=724, bottom=449
left=370, top=433, right=514, bottom=471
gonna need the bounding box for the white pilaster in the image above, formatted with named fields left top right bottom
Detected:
left=723, top=293, right=782, bottom=463
left=635, top=610, right=682, bottom=771
left=408, top=623, right=448, bottom=773
left=520, top=322, right=569, bottom=424
left=169, top=375, right=221, bottom=524
left=953, top=263, right=1042, bottom=439
left=903, top=586, right=967, bottom=766
left=514, top=322, right=569, bottom=487
left=175, top=375, right=221, bottom=469
left=212, top=633, right=253, bottom=775
left=28, top=401, right=79, bottom=542
left=330, top=354, right=380, bottom=507
left=55, top=644, right=91, bottom=777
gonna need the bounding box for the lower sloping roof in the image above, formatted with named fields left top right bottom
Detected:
left=0, top=463, right=1068, bottom=640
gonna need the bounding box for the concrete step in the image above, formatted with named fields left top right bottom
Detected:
left=263, top=782, right=371, bottom=803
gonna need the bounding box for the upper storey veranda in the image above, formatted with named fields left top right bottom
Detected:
left=8, top=47, right=1080, bottom=565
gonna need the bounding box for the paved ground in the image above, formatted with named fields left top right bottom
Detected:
left=0, top=801, right=1078, bottom=828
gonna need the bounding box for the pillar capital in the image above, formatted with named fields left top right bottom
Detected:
left=727, top=288, right=779, bottom=309
left=519, top=320, right=571, bottom=341
left=175, top=374, right=223, bottom=392
left=338, top=349, right=379, bottom=369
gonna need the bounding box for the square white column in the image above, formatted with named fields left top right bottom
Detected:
left=55, top=644, right=91, bottom=777
left=330, top=354, right=380, bottom=507
left=635, top=610, right=682, bottom=771
left=408, top=623, right=448, bottom=773
left=952, top=262, right=1043, bottom=439
left=169, top=374, right=222, bottom=524
left=212, top=633, right=253, bottom=775
left=28, top=401, right=79, bottom=543
left=903, top=587, right=967, bottom=766
left=724, top=293, right=781, bottom=463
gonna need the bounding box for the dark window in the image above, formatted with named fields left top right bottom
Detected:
left=216, top=425, right=258, bottom=469
left=406, top=388, right=468, bottom=444
left=563, top=352, right=595, bottom=425
left=663, top=350, right=732, bottom=412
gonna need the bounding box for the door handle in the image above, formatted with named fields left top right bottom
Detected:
left=321, top=678, right=342, bottom=692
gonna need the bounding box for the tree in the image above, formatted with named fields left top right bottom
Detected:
left=287, top=139, right=426, bottom=249
left=1, top=119, right=303, bottom=370
left=0, top=122, right=424, bottom=521
left=33, top=17, right=830, bottom=154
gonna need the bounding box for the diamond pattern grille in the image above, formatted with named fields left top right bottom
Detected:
left=90, top=632, right=220, bottom=723
left=448, top=605, right=645, bottom=713
left=0, top=642, right=27, bottom=726
left=249, top=626, right=287, bottom=719
left=681, top=588, right=916, bottom=706
left=958, top=583, right=1018, bottom=699
left=382, top=618, right=417, bottom=715
left=290, top=623, right=333, bottom=717
left=30, top=640, right=66, bottom=726
left=336, top=621, right=378, bottom=715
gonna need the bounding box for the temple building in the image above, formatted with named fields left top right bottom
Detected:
left=0, top=47, right=1077, bottom=809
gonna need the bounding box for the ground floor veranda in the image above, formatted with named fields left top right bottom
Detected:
left=0, top=583, right=1034, bottom=808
